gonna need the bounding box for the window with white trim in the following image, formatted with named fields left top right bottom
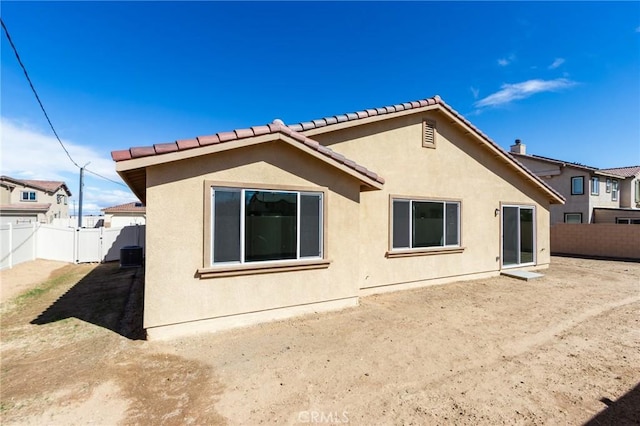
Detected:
left=606, top=178, right=612, bottom=193
left=20, top=191, right=36, bottom=202
left=616, top=218, right=640, bottom=225
left=392, top=199, right=460, bottom=249
left=564, top=213, right=582, bottom=223
left=590, top=177, right=599, bottom=195
left=612, top=180, right=619, bottom=201
left=211, top=187, right=323, bottom=265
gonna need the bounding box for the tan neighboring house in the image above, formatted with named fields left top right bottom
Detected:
left=101, top=201, right=146, bottom=228
left=509, top=141, right=640, bottom=224
left=112, top=95, right=565, bottom=339
left=0, top=176, right=72, bottom=225
left=594, top=166, right=640, bottom=224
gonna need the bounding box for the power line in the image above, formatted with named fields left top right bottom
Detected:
left=1, top=17, right=80, bottom=170
left=2, top=18, right=128, bottom=191
left=85, top=168, right=127, bottom=187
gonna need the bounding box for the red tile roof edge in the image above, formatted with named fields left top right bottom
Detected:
left=0, top=176, right=71, bottom=196
left=598, top=166, right=640, bottom=178
left=101, top=201, right=146, bottom=213
left=111, top=123, right=384, bottom=185
left=0, top=203, right=52, bottom=212
left=287, top=96, right=441, bottom=132
left=110, top=94, right=566, bottom=199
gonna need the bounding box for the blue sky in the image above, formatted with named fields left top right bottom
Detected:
left=2, top=1, right=639, bottom=214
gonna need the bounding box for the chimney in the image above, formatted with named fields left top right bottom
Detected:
left=510, top=138, right=526, bottom=155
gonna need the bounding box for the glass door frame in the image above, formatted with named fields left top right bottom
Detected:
left=501, top=204, right=536, bottom=269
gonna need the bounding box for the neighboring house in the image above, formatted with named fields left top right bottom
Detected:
left=112, top=95, right=564, bottom=339
left=509, top=141, right=640, bottom=224
left=0, top=176, right=72, bottom=225
left=101, top=201, right=146, bottom=228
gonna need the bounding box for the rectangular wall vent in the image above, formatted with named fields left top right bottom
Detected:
left=423, top=119, right=436, bottom=148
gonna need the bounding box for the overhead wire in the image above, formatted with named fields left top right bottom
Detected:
left=85, top=168, right=127, bottom=187
left=1, top=17, right=81, bottom=169
left=1, top=17, right=127, bottom=188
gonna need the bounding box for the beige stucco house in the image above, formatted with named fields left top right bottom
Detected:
left=0, top=176, right=72, bottom=225
left=112, top=95, right=564, bottom=339
left=509, top=142, right=640, bottom=224
left=101, top=201, right=146, bottom=228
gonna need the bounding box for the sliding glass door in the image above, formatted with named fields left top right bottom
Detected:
left=502, top=205, right=535, bottom=267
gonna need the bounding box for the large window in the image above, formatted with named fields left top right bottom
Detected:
left=211, top=187, right=323, bottom=265
left=392, top=198, right=460, bottom=250
left=20, top=191, right=36, bottom=201
left=571, top=176, right=584, bottom=195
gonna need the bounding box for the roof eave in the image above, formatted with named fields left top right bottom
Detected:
left=114, top=131, right=384, bottom=203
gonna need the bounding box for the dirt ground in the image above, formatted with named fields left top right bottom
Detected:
left=0, top=259, right=70, bottom=304
left=1, top=257, right=639, bottom=425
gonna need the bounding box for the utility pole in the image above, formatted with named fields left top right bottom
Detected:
left=77, top=162, right=90, bottom=228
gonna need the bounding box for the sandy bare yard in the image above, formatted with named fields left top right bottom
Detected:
left=1, top=257, right=639, bottom=425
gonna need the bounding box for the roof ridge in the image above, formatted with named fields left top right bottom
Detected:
left=287, top=95, right=443, bottom=132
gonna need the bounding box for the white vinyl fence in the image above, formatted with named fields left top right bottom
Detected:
left=1, top=224, right=145, bottom=270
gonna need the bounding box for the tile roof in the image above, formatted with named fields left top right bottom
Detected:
left=0, top=176, right=72, bottom=196
left=508, top=152, right=600, bottom=171
left=0, top=203, right=51, bottom=212
left=101, top=201, right=146, bottom=213
left=112, top=121, right=385, bottom=185
left=598, top=166, right=640, bottom=178
left=111, top=95, right=494, bottom=187
left=112, top=95, right=565, bottom=203
left=287, top=97, right=443, bottom=132
left=511, top=153, right=631, bottom=178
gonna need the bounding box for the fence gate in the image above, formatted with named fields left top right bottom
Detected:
left=1, top=224, right=145, bottom=269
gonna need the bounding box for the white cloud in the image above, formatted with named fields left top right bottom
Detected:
left=548, top=58, right=565, bottom=69
left=0, top=117, right=136, bottom=214
left=470, top=86, right=480, bottom=99
left=1, top=117, right=120, bottom=181
left=474, top=78, right=577, bottom=108
left=497, top=54, right=516, bottom=67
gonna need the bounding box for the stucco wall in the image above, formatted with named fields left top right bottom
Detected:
left=0, top=187, right=10, bottom=204
left=142, top=112, right=558, bottom=338
left=619, top=177, right=640, bottom=209
left=106, top=214, right=146, bottom=228
left=592, top=208, right=640, bottom=224
left=5, top=186, right=69, bottom=223
left=311, top=111, right=553, bottom=294
left=551, top=223, right=640, bottom=260
left=144, top=141, right=364, bottom=336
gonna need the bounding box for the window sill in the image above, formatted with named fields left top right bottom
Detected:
left=197, top=258, right=331, bottom=278
left=386, top=246, right=465, bottom=258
